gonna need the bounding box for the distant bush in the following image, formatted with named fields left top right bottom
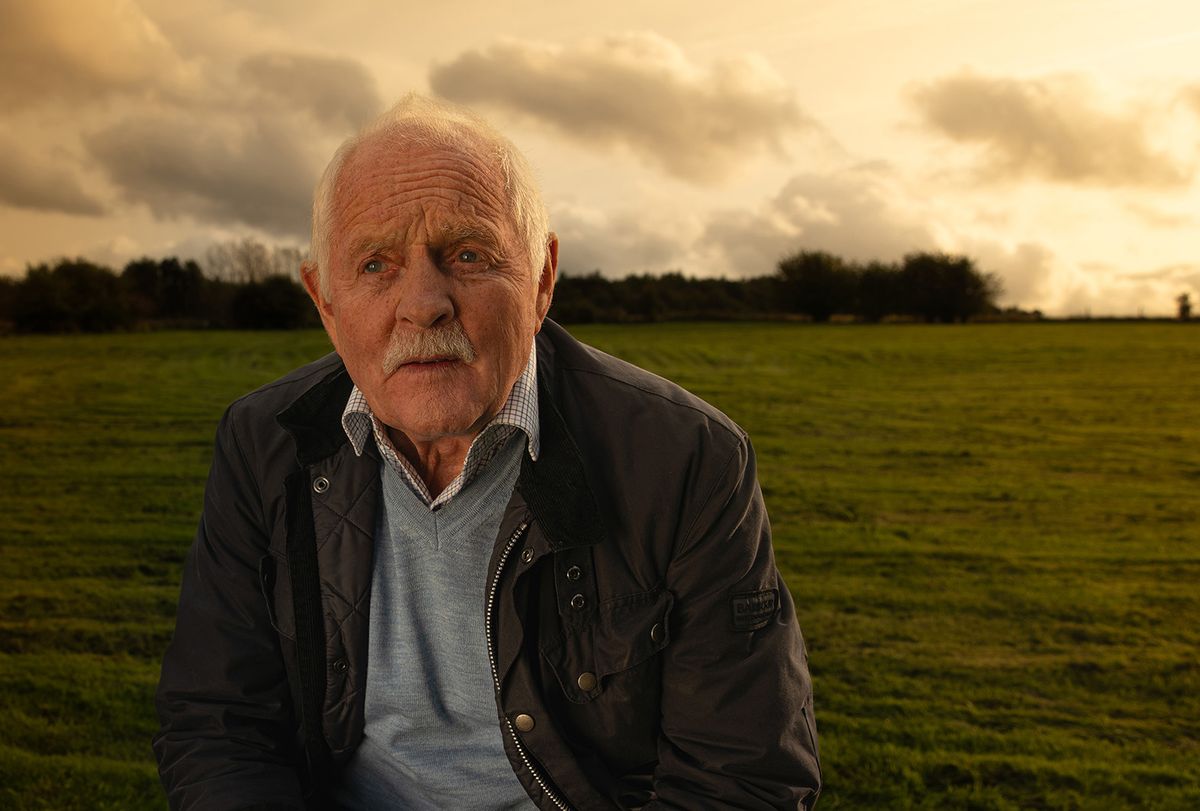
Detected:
left=0, top=275, right=17, bottom=333
left=14, top=260, right=132, bottom=333
left=771, top=249, right=1003, bottom=324
left=231, top=276, right=318, bottom=329
left=778, top=251, right=856, bottom=322
left=899, top=252, right=1001, bottom=323
left=122, top=257, right=207, bottom=323
left=3, top=254, right=316, bottom=334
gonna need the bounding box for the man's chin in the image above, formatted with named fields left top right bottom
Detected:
left=381, top=405, right=489, bottom=446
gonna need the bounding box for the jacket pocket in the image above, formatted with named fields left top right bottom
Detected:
left=541, top=586, right=674, bottom=704
left=258, top=554, right=296, bottom=641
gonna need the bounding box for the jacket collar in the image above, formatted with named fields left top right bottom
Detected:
left=516, top=356, right=606, bottom=552
left=274, top=326, right=608, bottom=551
left=275, top=360, right=356, bottom=466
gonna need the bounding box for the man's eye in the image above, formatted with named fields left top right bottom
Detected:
left=363, top=259, right=385, bottom=274
left=457, top=250, right=482, bottom=264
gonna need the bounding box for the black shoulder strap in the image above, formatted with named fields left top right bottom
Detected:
left=284, top=469, right=333, bottom=795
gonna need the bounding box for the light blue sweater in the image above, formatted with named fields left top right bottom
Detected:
left=333, top=431, right=537, bottom=809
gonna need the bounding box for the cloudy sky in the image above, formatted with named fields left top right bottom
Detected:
left=1, top=0, right=1197, bottom=315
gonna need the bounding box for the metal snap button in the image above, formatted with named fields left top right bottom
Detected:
left=565, top=565, right=582, bottom=581
left=649, top=622, right=665, bottom=643
left=514, top=713, right=535, bottom=732
left=332, top=657, right=349, bottom=673
left=312, top=476, right=330, bottom=494
left=569, top=594, right=586, bottom=610
left=520, top=547, right=535, bottom=564
left=576, top=671, right=598, bottom=691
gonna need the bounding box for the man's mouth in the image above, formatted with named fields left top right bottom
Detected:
left=396, top=356, right=459, bottom=368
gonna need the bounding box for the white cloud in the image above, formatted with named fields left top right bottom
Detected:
left=1118, top=261, right=1200, bottom=290
left=86, top=111, right=319, bottom=238
left=430, top=31, right=816, bottom=183
left=964, top=241, right=1056, bottom=309
left=1045, top=260, right=1197, bottom=317
left=1123, top=201, right=1194, bottom=229
left=553, top=203, right=696, bottom=276
left=239, top=52, right=381, bottom=130
left=84, top=235, right=145, bottom=270
left=0, top=130, right=106, bottom=216
left=0, top=0, right=381, bottom=240
left=910, top=72, right=1192, bottom=187
left=0, top=0, right=193, bottom=108
left=702, top=163, right=938, bottom=276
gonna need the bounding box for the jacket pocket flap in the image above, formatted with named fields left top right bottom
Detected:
left=542, top=587, right=673, bottom=704
left=258, top=553, right=295, bottom=641
left=593, top=587, right=673, bottom=679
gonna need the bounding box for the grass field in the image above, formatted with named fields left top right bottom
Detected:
left=2, top=322, right=1198, bottom=809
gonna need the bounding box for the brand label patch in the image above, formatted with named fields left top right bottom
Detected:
left=731, top=588, right=779, bottom=632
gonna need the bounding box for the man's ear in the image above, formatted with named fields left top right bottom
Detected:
left=301, top=261, right=339, bottom=346
left=534, top=234, right=558, bottom=330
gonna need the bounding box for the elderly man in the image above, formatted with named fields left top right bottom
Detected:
left=155, top=95, right=821, bottom=810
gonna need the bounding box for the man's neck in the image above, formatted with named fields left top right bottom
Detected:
left=387, top=428, right=475, bottom=499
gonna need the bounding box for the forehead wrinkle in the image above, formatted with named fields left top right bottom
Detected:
left=440, top=221, right=503, bottom=248
left=341, top=202, right=500, bottom=251
left=329, top=142, right=520, bottom=264
left=348, top=235, right=403, bottom=257
left=346, top=138, right=508, bottom=206
left=362, top=141, right=508, bottom=210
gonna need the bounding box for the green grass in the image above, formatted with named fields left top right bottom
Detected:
left=2, top=323, right=1198, bottom=809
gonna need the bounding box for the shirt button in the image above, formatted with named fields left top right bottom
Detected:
left=576, top=672, right=598, bottom=691
left=520, top=547, right=535, bottom=564
left=312, top=476, right=330, bottom=494
left=514, top=713, right=536, bottom=732
left=650, top=623, right=665, bottom=643
left=565, top=565, right=582, bottom=581
left=332, top=657, right=349, bottom=673
left=569, top=594, right=586, bottom=610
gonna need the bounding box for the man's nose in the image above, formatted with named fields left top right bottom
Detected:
left=395, top=251, right=454, bottom=328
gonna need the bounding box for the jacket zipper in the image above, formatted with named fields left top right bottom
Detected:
left=486, top=520, right=574, bottom=811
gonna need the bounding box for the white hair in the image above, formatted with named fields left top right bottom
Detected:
left=309, top=93, right=550, bottom=299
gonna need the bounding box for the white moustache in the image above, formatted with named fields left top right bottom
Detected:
left=381, top=322, right=477, bottom=374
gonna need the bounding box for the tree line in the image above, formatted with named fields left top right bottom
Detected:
left=550, top=250, right=1009, bottom=324
left=0, top=243, right=1010, bottom=334
left=0, top=242, right=318, bottom=333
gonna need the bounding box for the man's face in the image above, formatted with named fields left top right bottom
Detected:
left=303, top=137, right=555, bottom=445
